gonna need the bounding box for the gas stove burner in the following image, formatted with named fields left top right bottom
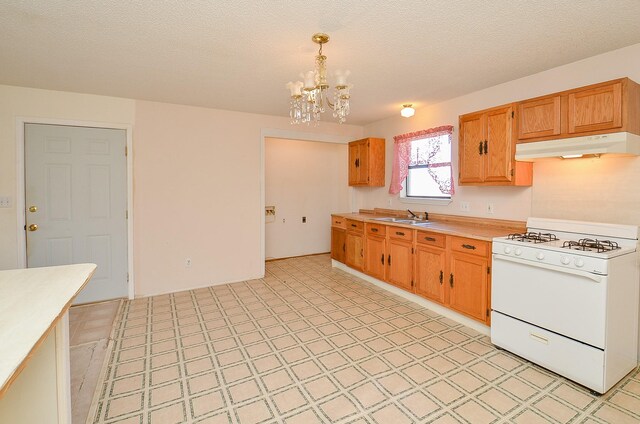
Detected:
left=562, top=238, right=620, bottom=253
left=507, top=232, right=558, bottom=243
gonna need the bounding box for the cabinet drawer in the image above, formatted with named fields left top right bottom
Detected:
left=366, top=223, right=386, bottom=237
left=346, top=219, right=364, bottom=233
left=416, top=231, right=445, bottom=248
left=388, top=226, right=414, bottom=242
left=450, top=236, right=489, bottom=257
left=332, top=216, right=346, bottom=229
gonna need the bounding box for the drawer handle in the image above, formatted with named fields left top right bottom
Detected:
left=395, top=231, right=405, bottom=236
left=462, top=244, right=476, bottom=250
left=424, top=236, right=436, bottom=242
left=351, top=223, right=357, bottom=228
left=529, top=333, right=549, bottom=345
left=371, top=228, right=378, bottom=232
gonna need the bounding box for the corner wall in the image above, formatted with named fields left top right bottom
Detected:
left=361, top=43, right=640, bottom=224
left=0, top=85, right=363, bottom=298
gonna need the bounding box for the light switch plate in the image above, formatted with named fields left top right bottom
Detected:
left=0, top=197, right=10, bottom=208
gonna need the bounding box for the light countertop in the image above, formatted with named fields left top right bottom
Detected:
left=332, top=212, right=525, bottom=241
left=0, top=263, right=96, bottom=398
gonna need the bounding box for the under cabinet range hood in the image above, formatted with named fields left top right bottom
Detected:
left=515, top=132, right=640, bottom=161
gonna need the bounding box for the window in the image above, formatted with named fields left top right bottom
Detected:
left=389, top=126, right=454, bottom=201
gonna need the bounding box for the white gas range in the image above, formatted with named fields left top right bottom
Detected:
left=491, top=217, right=639, bottom=394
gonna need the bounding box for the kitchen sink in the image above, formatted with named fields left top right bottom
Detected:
left=371, top=217, right=430, bottom=226
left=371, top=217, right=404, bottom=222
left=411, top=222, right=433, bottom=227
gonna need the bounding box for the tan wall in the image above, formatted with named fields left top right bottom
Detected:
left=0, top=86, right=363, bottom=297
left=265, top=137, right=350, bottom=259
left=131, top=101, right=362, bottom=296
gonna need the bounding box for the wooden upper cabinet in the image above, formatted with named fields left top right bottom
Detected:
left=348, top=138, right=385, bottom=187
left=516, top=78, right=640, bottom=143
left=568, top=82, right=622, bottom=134
left=459, top=113, right=485, bottom=184
left=459, top=104, right=532, bottom=186
left=485, top=106, right=514, bottom=183
left=518, top=95, right=561, bottom=139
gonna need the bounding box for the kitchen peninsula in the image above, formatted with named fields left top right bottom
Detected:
left=0, top=264, right=96, bottom=424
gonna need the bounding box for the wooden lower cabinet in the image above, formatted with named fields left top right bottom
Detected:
left=346, top=232, right=364, bottom=271
left=332, top=216, right=492, bottom=326
left=414, top=244, right=446, bottom=303
left=365, top=234, right=386, bottom=281
left=331, top=227, right=346, bottom=263
left=449, top=252, right=489, bottom=322
left=387, top=239, right=413, bottom=291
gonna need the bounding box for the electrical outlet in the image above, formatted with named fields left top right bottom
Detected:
left=185, top=258, right=192, bottom=268
left=302, top=216, right=307, bottom=223
left=387, top=199, right=392, bottom=206
left=487, top=203, right=495, bottom=214
left=460, top=201, right=470, bottom=212
left=0, top=197, right=10, bottom=208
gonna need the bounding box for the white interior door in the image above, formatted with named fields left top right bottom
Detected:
left=25, top=124, right=128, bottom=304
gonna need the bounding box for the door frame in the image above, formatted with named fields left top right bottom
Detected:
left=15, top=117, right=135, bottom=300
left=259, top=128, right=356, bottom=274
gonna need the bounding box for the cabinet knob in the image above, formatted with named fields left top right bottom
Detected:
left=28, top=223, right=38, bottom=231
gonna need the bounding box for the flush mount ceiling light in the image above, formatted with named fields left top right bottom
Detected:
left=286, top=33, right=352, bottom=125
left=401, top=104, right=415, bottom=118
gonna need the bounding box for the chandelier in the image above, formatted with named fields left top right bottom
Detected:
left=286, top=33, right=352, bottom=125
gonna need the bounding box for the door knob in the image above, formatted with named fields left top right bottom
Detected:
left=28, top=206, right=38, bottom=213
left=28, top=224, right=38, bottom=231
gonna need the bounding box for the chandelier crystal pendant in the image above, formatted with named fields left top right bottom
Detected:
left=286, top=33, right=352, bottom=125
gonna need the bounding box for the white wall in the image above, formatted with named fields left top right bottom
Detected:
left=265, top=137, right=350, bottom=259
left=361, top=43, right=640, bottom=223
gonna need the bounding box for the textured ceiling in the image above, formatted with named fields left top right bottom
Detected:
left=2, top=1, right=640, bottom=125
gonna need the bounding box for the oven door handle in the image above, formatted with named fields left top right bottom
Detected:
left=492, top=254, right=604, bottom=284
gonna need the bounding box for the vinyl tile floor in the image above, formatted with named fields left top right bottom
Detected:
left=70, top=299, right=122, bottom=424
left=86, top=254, right=640, bottom=423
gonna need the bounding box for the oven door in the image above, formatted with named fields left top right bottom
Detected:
left=491, top=254, right=606, bottom=349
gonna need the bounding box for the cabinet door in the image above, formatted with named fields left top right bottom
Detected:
left=386, top=239, right=413, bottom=291
left=365, top=235, right=386, bottom=280
left=459, top=113, right=485, bottom=183
left=568, top=82, right=622, bottom=134
left=414, top=245, right=446, bottom=303
left=357, top=140, right=370, bottom=185
left=484, top=105, right=513, bottom=183
left=518, top=96, right=561, bottom=140
left=449, top=252, right=489, bottom=322
left=331, top=227, right=346, bottom=263
left=346, top=232, right=364, bottom=271
left=348, top=142, right=361, bottom=185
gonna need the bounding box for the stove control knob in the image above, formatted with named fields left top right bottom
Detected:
left=514, top=248, right=522, bottom=256
left=560, top=256, right=571, bottom=265
left=504, top=246, right=512, bottom=254
left=536, top=252, right=545, bottom=260
left=575, top=258, right=585, bottom=268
